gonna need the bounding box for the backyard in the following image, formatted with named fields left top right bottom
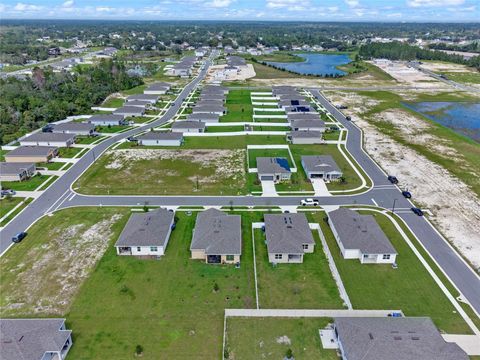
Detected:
left=221, top=89, right=254, bottom=122
left=1, top=174, right=51, bottom=191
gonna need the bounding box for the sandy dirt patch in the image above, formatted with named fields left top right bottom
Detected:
left=420, top=62, right=477, bottom=73
left=1, top=213, right=124, bottom=315
left=368, top=60, right=438, bottom=85
left=207, top=64, right=256, bottom=82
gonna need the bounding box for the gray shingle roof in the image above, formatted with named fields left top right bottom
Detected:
left=88, top=114, right=125, bottom=123
left=0, top=162, right=35, bottom=175
left=136, top=132, right=183, bottom=141
left=199, top=93, right=226, bottom=101
left=328, top=208, right=397, bottom=254
left=288, top=130, right=322, bottom=139
left=264, top=213, right=314, bottom=254
left=5, top=146, right=57, bottom=157
left=21, top=132, right=76, bottom=142
left=52, top=122, right=95, bottom=133
left=334, top=317, right=468, bottom=360
left=196, top=99, right=225, bottom=106
left=257, top=157, right=291, bottom=174
left=113, top=106, right=145, bottom=115
left=290, top=119, right=325, bottom=129
left=0, top=318, right=71, bottom=360
left=125, top=100, right=150, bottom=107
left=171, top=121, right=206, bottom=130
left=287, top=113, right=320, bottom=122
left=192, top=104, right=226, bottom=113
left=115, top=208, right=174, bottom=248
left=146, top=82, right=170, bottom=91
left=301, top=155, right=341, bottom=173
left=190, top=209, right=241, bottom=255
left=126, top=94, right=159, bottom=102
left=186, top=113, right=220, bottom=121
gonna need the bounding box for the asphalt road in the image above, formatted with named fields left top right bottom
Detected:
left=1, top=64, right=479, bottom=316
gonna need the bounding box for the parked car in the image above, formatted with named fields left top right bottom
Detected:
left=1, top=189, right=16, bottom=197
left=402, top=191, right=412, bottom=199
left=12, top=232, right=27, bottom=243
left=411, top=207, right=424, bottom=216
left=301, top=198, right=319, bottom=206
left=387, top=175, right=399, bottom=184
left=345, top=116, right=352, bottom=121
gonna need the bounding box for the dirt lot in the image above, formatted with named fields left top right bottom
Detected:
left=207, top=64, right=256, bottom=82
left=420, top=62, right=477, bottom=73
left=325, top=91, right=480, bottom=272
left=368, top=60, right=438, bottom=85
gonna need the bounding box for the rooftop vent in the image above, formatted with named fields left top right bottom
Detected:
left=368, top=333, right=374, bottom=340
left=394, top=336, right=402, bottom=340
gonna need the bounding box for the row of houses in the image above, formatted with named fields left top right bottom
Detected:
left=170, top=56, right=197, bottom=77
left=112, top=82, right=171, bottom=117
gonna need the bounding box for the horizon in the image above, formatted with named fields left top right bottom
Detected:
left=0, top=0, right=479, bottom=22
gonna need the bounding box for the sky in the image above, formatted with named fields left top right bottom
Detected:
left=0, top=0, right=479, bottom=22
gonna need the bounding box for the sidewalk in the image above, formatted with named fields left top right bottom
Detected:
left=225, top=309, right=403, bottom=318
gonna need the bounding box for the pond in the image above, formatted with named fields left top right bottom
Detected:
left=266, top=53, right=351, bottom=76
left=403, top=102, right=480, bottom=143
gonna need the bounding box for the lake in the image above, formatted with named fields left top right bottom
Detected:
left=404, top=102, right=480, bottom=142
left=266, top=53, right=351, bottom=76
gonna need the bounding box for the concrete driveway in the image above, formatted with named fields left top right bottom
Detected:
left=261, top=180, right=277, bottom=196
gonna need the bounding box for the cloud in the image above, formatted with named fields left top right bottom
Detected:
left=407, top=0, right=464, bottom=7
left=345, top=0, right=359, bottom=7
left=62, top=0, right=74, bottom=7
left=208, top=0, right=233, bottom=7
left=13, top=2, right=43, bottom=11
left=266, top=0, right=309, bottom=10
left=95, top=6, right=114, bottom=12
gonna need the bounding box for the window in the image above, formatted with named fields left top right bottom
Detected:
left=226, top=255, right=234, bottom=261
left=275, top=254, right=283, bottom=260
left=383, top=254, right=391, bottom=260
left=302, top=244, right=309, bottom=250
left=137, top=247, right=141, bottom=252
left=150, top=246, right=158, bottom=252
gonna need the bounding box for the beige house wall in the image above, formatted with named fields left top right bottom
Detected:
left=5, top=155, right=49, bottom=163
left=191, top=249, right=206, bottom=259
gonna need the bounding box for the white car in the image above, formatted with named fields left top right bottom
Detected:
left=301, top=198, right=319, bottom=206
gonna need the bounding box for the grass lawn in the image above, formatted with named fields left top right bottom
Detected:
left=225, top=317, right=337, bottom=360
left=437, top=71, right=480, bottom=84
left=96, top=125, right=130, bottom=133
left=254, top=227, right=344, bottom=309
left=66, top=211, right=257, bottom=359
left=36, top=161, right=65, bottom=170
left=122, top=84, right=147, bottom=95
left=127, top=116, right=151, bottom=124
left=252, top=126, right=289, bottom=131
left=254, top=117, right=288, bottom=123
left=323, top=131, right=341, bottom=141
left=1, top=174, right=51, bottom=191
left=101, top=97, right=124, bottom=108
left=248, top=148, right=293, bottom=168
left=182, top=135, right=288, bottom=149
left=311, top=210, right=471, bottom=334
left=206, top=125, right=245, bottom=133
left=221, top=89, right=254, bottom=122
left=250, top=62, right=301, bottom=79
left=0, top=198, right=32, bottom=227
left=38, top=175, right=58, bottom=190
left=0, top=197, right=24, bottom=218
left=0, top=207, right=131, bottom=317
left=253, top=52, right=304, bottom=63
left=58, top=147, right=83, bottom=158
left=75, top=148, right=247, bottom=195
left=75, top=136, right=104, bottom=145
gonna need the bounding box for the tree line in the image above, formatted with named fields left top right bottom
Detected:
left=0, top=59, right=143, bottom=145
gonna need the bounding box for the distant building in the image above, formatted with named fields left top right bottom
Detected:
left=144, top=82, right=171, bottom=95
left=52, top=122, right=95, bottom=136
left=186, top=113, right=220, bottom=123
left=0, top=162, right=36, bottom=182
left=171, top=120, right=206, bottom=133
left=301, top=155, right=342, bottom=180
left=136, top=132, right=183, bottom=146
left=20, top=133, right=76, bottom=147
left=113, top=106, right=145, bottom=117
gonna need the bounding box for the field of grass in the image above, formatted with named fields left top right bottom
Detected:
left=182, top=135, right=288, bottom=149
left=122, top=84, right=147, bottom=95
left=437, top=71, right=480, bottom=84
left=250, top=61, right=300, bottom=79
left=58, top=147, right=83, bottom=158
left=225, top=317, right=337, bottom=360
left=252, top=52, right=304, bottom=63
left=248, top=148, right=293, bottom=168
left=96, top=125, right=130, bottom=133
left=0, top=198, right=32, bottom=227
left=1, top=174, right=51, bottom=191
left=221, top=89, right=254, bottom=122
left=36, top=161, right=65, bottom=170
left=66, top=211, right=258, bottom=359
left=206, top=125, right=245, bottom=133
left=254, top=228, right=343, bottom=309
left=0, top=197, right=24, bottom=218
left=312, top=210, right=471, bottom=334
left=101, top=97, right=124, bottom=108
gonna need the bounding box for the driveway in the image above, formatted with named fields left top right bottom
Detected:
left=261, top=180, right=278, bottom=196
left=311, top=178, right=331, bottom=196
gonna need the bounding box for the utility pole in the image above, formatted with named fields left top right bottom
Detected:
left=392, top=198, right=398, bottom=214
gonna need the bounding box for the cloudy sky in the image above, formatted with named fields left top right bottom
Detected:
left=0, top=0, right=478, bottom=21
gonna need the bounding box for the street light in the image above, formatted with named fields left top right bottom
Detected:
left=392, top=198, right=398, bottom=214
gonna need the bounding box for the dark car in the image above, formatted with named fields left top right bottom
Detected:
left=411, top=207, right=424, bottom=216
left=402, top=191, right=412, bottom=199
left=1, top=189, right=16, bottom=197
left=388, top=175, right=399, bottom=184
left=12, top=232, right=27, bottom=243
left=345, top=116, right=352, bottom=121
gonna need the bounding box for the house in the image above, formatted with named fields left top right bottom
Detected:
left=264, top=213, right=315, bottom=263
left=287, top=112, right=320, bottom=123
left=333, top=317, right=468, bottom=360
left=0, top=162, right=36, bottom=182
left=4, top=146, right=58, bottom=163
left=290, top=119, right=326, bottom=132
left=196, top=99, right=225, bottom=107
left=136, top=132, right=183, bottom=146
left=186, top=113, right=220, bottom=123
left=301, top=155, right=342, bottom=180
left=285, top=105, right=316, bottom=113
left=144, top=82, right=170, bottom=95
left=0, top=318, right=73, bottom=360
left=190, top=209, right=241, bottom=264
left=171, top=120, right=206, bottom=133
left=200, top=93, right=226, bottom=102
left=328, top=208, right=397, bottom=264
left=126, top=94, right=159, bottom=104
left=88, top=114, right=126, bottom=126
left=125, top=100, right=152, bottom=108
left=202, top=85, right=228, bottom=95
left=256, top=157, right=291, bottom=182
left=192, top=104, right=226, bottom=116
left=113, top=106, right=145, bottom=117
left=272, top=86, right=297, bottom=97
left=52, top=122, right=95, bottom=136
left=20, top=133, right=76, bottom=147
left=171, top=65, right=191, bottom=77
left=115, top=208, right=175, bottom=257
left=287, top=130, right=323, bottom=144
left=278, top=99, right=310, bottom=110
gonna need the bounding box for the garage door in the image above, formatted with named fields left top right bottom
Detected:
left=260, top=175, right=274, bottom=181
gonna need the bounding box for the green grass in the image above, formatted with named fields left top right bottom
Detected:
left=182, top=135, right=288, bottom=149
left=253, top=52, right=304, bottom=63
left=95, top=125, right=130, bottom=133
left=250, top=62, right=304, bottom=79
left=248, top=148, right=293, bottom=168
left=58, top=147, right=83, bottom=158
left=206, top=126, right=245, bottom=133
left=221, top=89, right=254, bottom=122
left=437, top=71, right=480, bottom=84
left=312, top=210, right=471, bottom=334
left=254, top=117, right=288, bottom=123
left=36, top=161, right=65, bottom=170
left=75, top=136, right=104, bottom=145
left=1, top=174, right=51, bottom=191
left=122, top=84, right=147, bottom=95
left=252, top=126, right=289, bottom=131
left=0, top=198, right=32, bottom=227
left=226, top=317, right=337, bottom=360
left=66, top=211, right=258, bottom=359
left=0, top=149, right=6, bottom=161
left=254, top=228, right=343, bottom=309
left=101, top=97, right=124, bottom=108
left=0, top=197, right=24, bottom=218
left=127, top=116, right=150, bottom=124
left=38, top=175, right=58, bottom=190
